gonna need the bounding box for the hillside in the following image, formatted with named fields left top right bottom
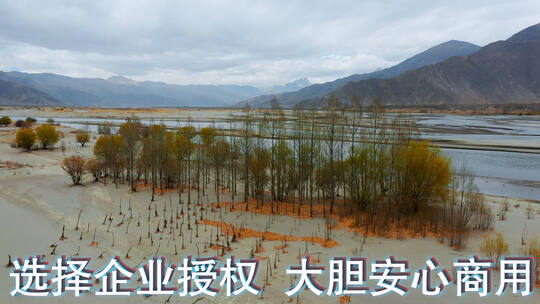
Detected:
left=303, top=23, right=540, bottom=107
left=0, top=79, right=62, bottom=106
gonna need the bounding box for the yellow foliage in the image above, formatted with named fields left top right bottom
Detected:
left=15, top=128, right=36, bottom=151
left=521, top=237, right=540, bottom=283
left=481, top=233, right=509, bottom=262
left=94, top=135, right=122, bottom=157
left=36, top=124, right=59, bottom=149
left=76, top=132, right=90, bottom=147
left=178, top=126, right=196, bottom=140
left=175, top=134, right=195, bottom=158
left=199, top=127, right=217, bottom=146
left=0, top=116, right=11, bottom=126
left=522, top=237, right=540, bottom=260
left=395, top=141, right=452, bottom=213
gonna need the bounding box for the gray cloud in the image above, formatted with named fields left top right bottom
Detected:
left=0, top=0, right=539, bottom=87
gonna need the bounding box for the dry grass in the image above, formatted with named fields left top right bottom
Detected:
left=0, top=161, right=32, bottom=169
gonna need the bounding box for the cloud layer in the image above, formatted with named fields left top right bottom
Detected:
left=1, top=0, right=539, bottom=87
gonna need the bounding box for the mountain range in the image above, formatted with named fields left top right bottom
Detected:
left=0, top=72, right=266, bottom=107
left=0, top=72, right=314, bottom=107
left=1, top=23, right=540, bottom=108
left=240, top=40, right=481, bottom=107
left=296, top=23, right=540, bottom=108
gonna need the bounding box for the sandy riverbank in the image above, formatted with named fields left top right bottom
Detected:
left=0, top=125, right=538, bottom=304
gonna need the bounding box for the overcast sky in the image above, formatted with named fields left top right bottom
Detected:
left=0, top=1, right=539, bottom=87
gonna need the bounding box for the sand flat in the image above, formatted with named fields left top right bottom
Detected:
left=0, top=122, right=538, bottom=303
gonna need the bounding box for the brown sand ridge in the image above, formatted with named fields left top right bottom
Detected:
left=135, top=181, right=179, bottom=195
left=198, top=219, right=339, bottom=248
left=212, top=198, right=452, bottom=242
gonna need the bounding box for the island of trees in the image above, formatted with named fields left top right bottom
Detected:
left=55, top=99, right=495, bottom=249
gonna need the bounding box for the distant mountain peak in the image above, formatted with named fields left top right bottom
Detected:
left=431, top=40, right=481, bottom=51
left=401, top=40, right=481, bottom=65
left=290, top=78, right=311, bottom=87
left=261, top=77, right=311, bottom=94
left=107, top=75, right=138, bottom=85
left=439, top=39, right=477, bottom=46
left=507, top=23, right=540, bottom=42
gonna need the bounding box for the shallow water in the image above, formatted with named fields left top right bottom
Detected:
left=418, top=114, right=540, bottom=200
left=442, top=148, right=540, bottom=200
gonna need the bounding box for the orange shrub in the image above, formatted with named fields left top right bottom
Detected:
left=15, top=128, right=36, bottom=151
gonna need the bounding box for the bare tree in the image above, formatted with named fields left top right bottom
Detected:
left=119, top=115, right=141, bottom=192
left=239, top=106, right=253, bottom=210
left=449, top=166, right=483, bottom=248
left=323, top=96, right=342, bottom=213
left=62, top=155, right=86, bottom=185
left=208, top=139, right=230, bottom=208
